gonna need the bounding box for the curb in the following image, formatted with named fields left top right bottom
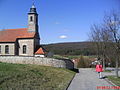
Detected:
left=66, top=73, right=76, bottom=90
left=104, top=77, right=120, bottom=90
left=105, top=78, right=117, bottom=86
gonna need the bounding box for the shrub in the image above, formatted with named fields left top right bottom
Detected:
left=77, top=55, right=91, bottom=68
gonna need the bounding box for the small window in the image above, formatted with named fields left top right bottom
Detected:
left=0, top=46, right=1, bottom=54
left=23, top=45, right=27, bottom=54
left=5, top=45, right=9, bottom=54
left=30, top=16, right=33, bottom=22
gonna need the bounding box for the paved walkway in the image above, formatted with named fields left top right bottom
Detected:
left=68, top=68, right=113, bottom=90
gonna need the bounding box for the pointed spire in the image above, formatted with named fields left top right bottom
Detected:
left=32, top=0, right=35, bottom=8
left=29, top=0, right=37, bottom=13
left=32, top=4, right=35, bottom=8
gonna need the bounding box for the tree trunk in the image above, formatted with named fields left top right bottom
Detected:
left=115, top=57, right=119, bottom=77
left=102, top=57, right=106, bottom=71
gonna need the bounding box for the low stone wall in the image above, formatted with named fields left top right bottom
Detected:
left=0, top=56, right=74, bottom=69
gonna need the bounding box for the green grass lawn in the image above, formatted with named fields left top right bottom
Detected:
left=53, top=55, right=96, bottom=60
left=104, top=70, right=112, bottom=72
left=107, top=76, right=120, bottom=86
left=0, top=62, right=75, bottom=90
left=53, top=55, right=67, bottom=59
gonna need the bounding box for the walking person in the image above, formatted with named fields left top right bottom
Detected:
left=96, top=62, right=103, bottom=79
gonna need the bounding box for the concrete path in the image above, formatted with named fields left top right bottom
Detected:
left=68, top=68, right=113, bottom=90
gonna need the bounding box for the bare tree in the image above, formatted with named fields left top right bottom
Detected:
left=90, top=11, right=120, bottom=77
left=90, top=24, right=102, bottom=58
left=90, top=24, right=109, bottom=70
left=104, top=11, right=120, bottom=77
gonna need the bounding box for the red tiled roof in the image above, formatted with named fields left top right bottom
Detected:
left=6, top=28, right=28, bottom=31
left=35, top=48, right=45, bottom=55
left=0, top=28, right=35, bottom=42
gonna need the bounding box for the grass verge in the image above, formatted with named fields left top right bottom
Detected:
left=104, top=70, right=112, bottom=72
left=107, top=76, right=120, bottom=86
left=0, top=62, right=75, bottom=90
left=53, top=55, right=96, bottom=60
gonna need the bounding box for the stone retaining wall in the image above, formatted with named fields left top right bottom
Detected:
left=0, top=56, right=74, bottom=69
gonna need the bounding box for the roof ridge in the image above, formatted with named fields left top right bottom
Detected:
left=5, top=28, right=28, bottom=30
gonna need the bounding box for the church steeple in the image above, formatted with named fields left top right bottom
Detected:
left=29, top=3, right=37, bottom=13
left=28, top=2, right=38, bottom=32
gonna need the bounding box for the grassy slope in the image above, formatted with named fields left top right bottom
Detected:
left=108, top=76, right=120, bottom=86
left=0, top=62, right=75, bottom=90
left=53, top=55, right=96, bottom=60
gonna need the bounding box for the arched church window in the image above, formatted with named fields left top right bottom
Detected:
left=0, top=46, right=1, bottom=54
left=30, top=16, right=33, bottom=21
left=5, top=45, right=9, bottom=54
left=23, top=45, right=27, bottom=54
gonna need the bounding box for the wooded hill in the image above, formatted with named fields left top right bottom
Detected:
left=42, top=42, right=96, bottom=55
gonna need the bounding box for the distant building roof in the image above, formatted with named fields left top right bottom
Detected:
left=35, top=48, right=45, bottom=55
left=0, top=28, right=35, bottom=42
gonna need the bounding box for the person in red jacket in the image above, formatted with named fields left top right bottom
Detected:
left=96, top=62, right=103, bottom=79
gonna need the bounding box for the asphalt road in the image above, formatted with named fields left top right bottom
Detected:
left=68, top=68, right=113, bottom=90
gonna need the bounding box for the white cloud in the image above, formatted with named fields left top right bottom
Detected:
left=59, top=35, right=67, bottom=39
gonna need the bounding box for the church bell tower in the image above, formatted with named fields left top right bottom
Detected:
left=28, top=3, right=38, bottom=33
left=28, top=3, right=40, bottom=51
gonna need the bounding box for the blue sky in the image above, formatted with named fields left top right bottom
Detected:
left=0, top=0, right=119, bottom=44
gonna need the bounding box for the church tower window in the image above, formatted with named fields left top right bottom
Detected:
left=5, top=45, right=9, bottom=54
left=30, top=16, right=33, bottom=22
left=23, top=45, right=27, bottom=54
left=0, top=46, right=1, bottom=54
